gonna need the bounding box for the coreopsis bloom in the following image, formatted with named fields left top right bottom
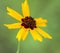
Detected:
left=4, top=0, right=52, bottom=42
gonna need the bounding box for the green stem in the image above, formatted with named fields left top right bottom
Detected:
left=16, top=41, right=20, bottom=53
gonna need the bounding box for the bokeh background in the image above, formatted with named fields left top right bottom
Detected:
left=0, top=0, right=60, bottom=53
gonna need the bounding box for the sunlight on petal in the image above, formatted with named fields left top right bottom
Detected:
left=16, top=28, right=26, bottom=41
left=7, top=7, right=23, bottom=21
left=30, top=29, right=43, bottom=42
left=4, top=23, right=21, bottom=29
left=22, top=0, right=30, bottom=17
left=30, top=30, right=36, bottom=40
left=22, top=29, right=29, bottom=40
left=35, top=18, right=47, bottom=27
left=35, top=28, right=52, bottom=39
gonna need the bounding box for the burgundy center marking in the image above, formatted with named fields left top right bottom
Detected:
left=21, top=16, right=37, bottom=30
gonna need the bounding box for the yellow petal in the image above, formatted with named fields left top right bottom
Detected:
left=4, top=23, right=21, bottom=29
left=22, top=29, right=29, bottom=40
left=7, top=7, right=23, bottom=21
left=35, top=18, right=47, bottom=27
left=30, top=30, right=36, bottom=40
left=22, top=0, right=30, bottom=17
left=16, top=28, right=26, bottom=41
left=30, top=29, right=43, bottom=42
left=35, top=28, right=52, bottom=39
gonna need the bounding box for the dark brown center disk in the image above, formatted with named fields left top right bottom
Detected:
left=21, top=16, right=37, bottom=30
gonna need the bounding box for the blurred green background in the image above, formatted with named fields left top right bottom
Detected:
left=0, top=0, right=60, bottom=53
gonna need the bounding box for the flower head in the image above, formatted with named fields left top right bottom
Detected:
left=4, top=0, right=52, bottom=42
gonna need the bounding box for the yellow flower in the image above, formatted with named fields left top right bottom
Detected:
left=4, top=0, right=52, bottom=42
